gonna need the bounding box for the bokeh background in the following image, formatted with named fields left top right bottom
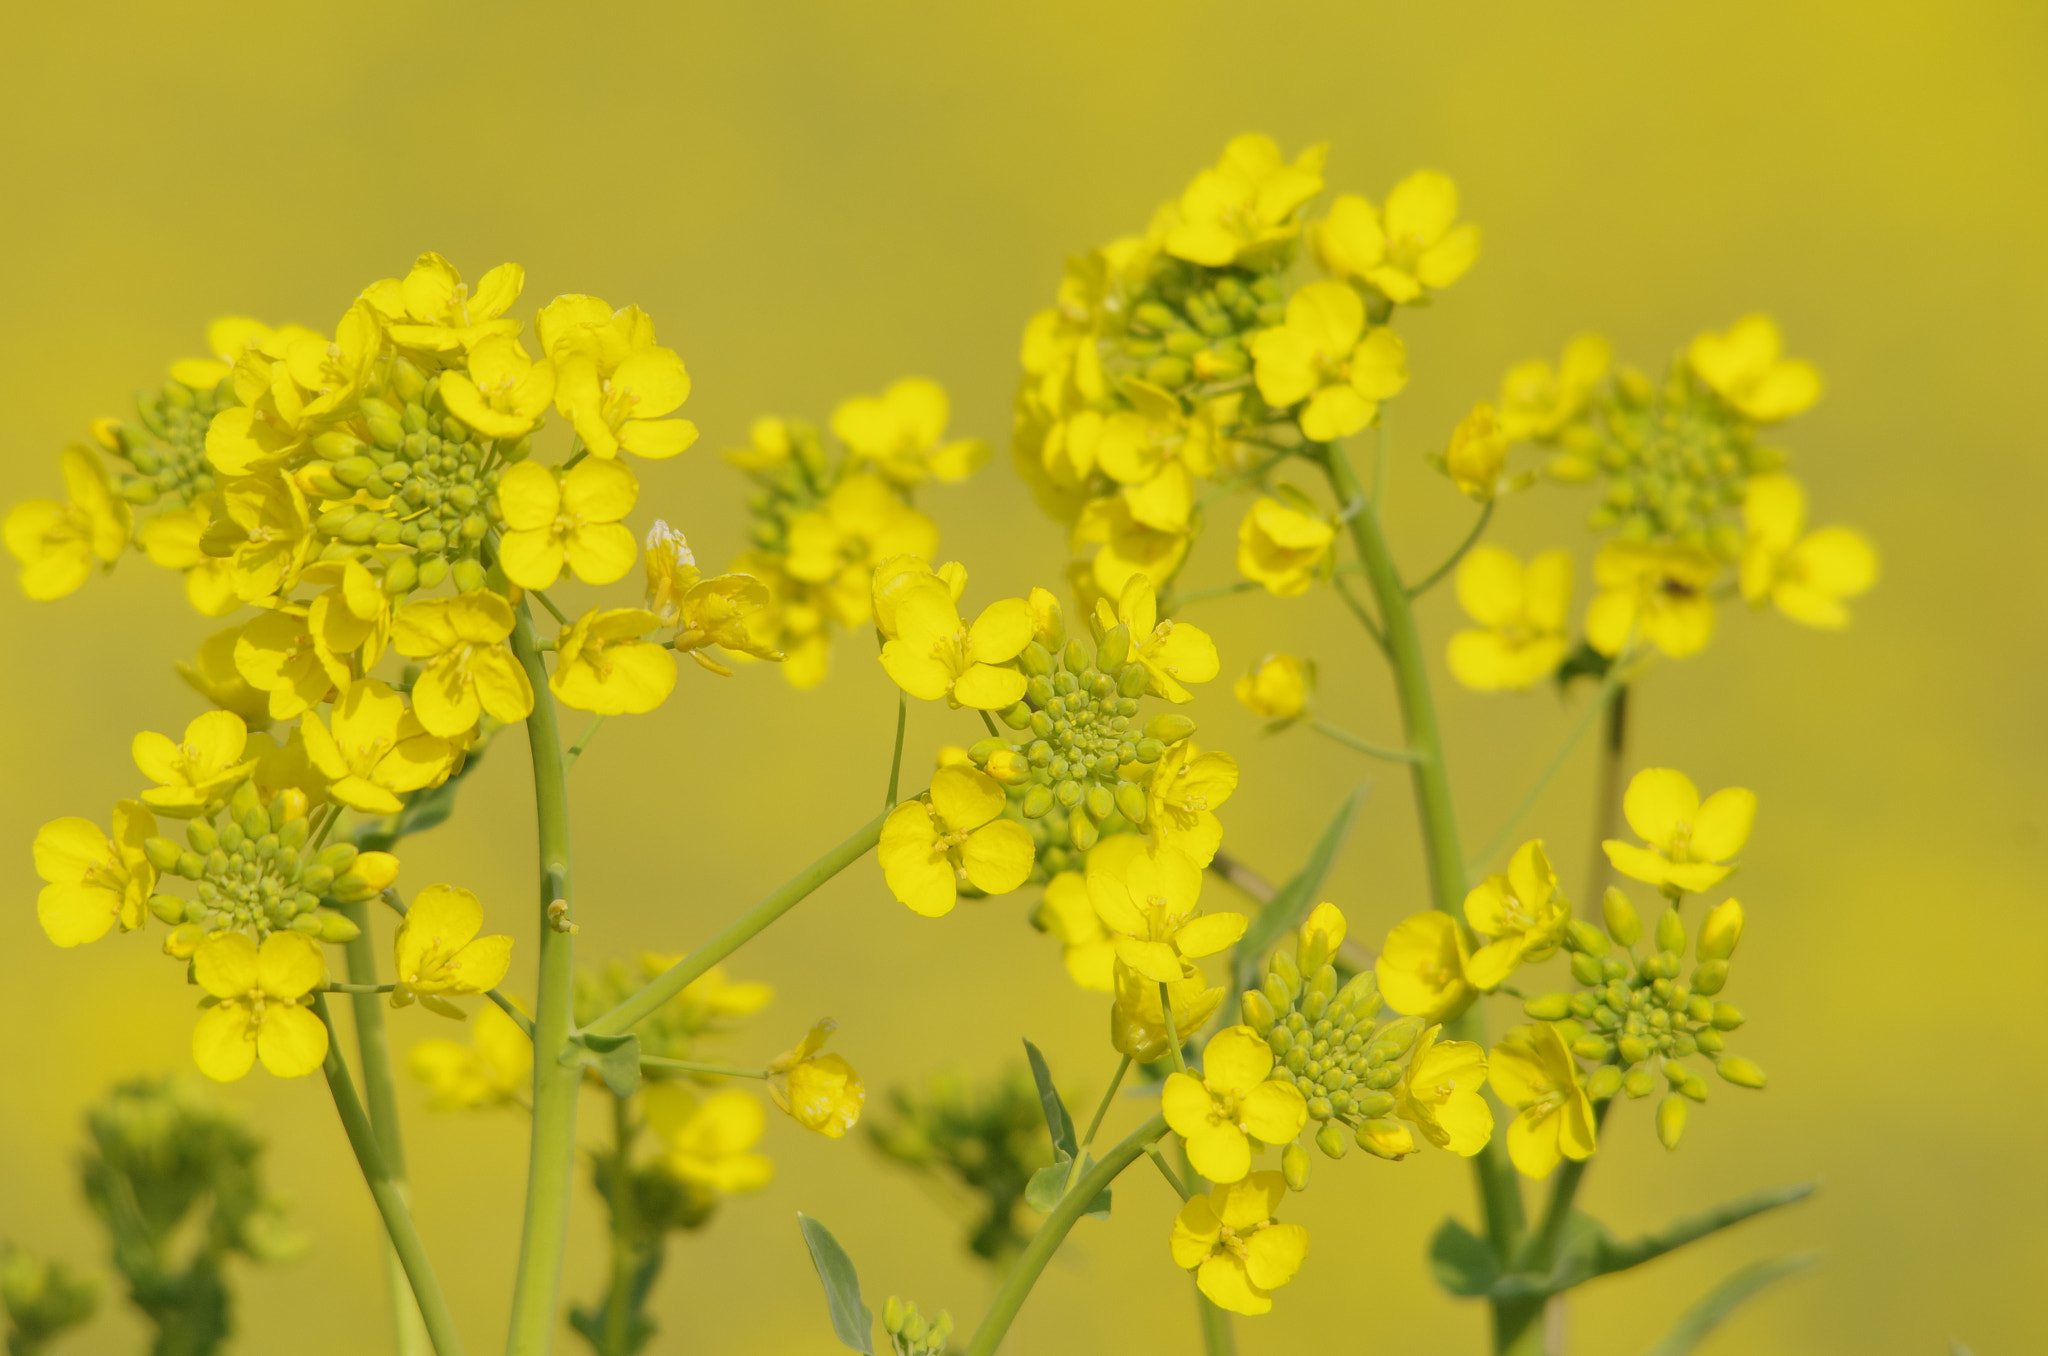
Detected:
left=2, top=1, right=2043, bottom=1352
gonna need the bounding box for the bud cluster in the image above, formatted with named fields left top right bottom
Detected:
left=729, top=419, right=835, bottom=557
left=882, top=1296, right=954, bottom=1356
left=1120, top=262, right=1288, bottom=394
left=108, top=377, right=225, bottom=507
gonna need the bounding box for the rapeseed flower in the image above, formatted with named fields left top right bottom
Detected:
left=1739, top=474, right=1878, bottom=628
left=1394, top=1025, right=1492, bottom=1156
left=1146, top=740, right=1237, bottom=868
left=879, top=766, right=1035, bottom=917
left=233, top=605, right=339, bottom=721
left=1234, top=653, right=1311, bottom=721
left=1602, top=767, right=1755, bottom=895
left=878, top=574, right=1032, bottom=711
left=391, top=885, right=514, bottom=1018
left=190, top=931, right=329, bottom=1081
left=784, top=475, right=938, bottom=626
left=392, top=591, right=535, bottom=736
left=33, top=802, right=157, bottom=947
left=495, top=458, right=639, bottom=590
left=1111, top=961, right=1224, bottom=1063
left=551, top=608, right=676, bottom=715
left=135, top=494, right=239, bottom=616
left=362, top=253, right=523, bottom=354
left=1687, top=315, right=1821, bottom=423
left=1376, top=911, right=1476, bottom=1024
left=133, top=711, right=259, bottom=817
left=1250, top=282, right=1407, bottom=441
left=1464, top=840, right=1569, bottom=990
left=1163, top=134, right=1326, bottom=268
left=643, top=1084, right=775, bottom=1192
left=1585, top=541, right=1718, bottom=659
left=1448, top=546, right=1572, bottom=692
left=1169, top=1171, right=1310, bottom=1316
left=767, top=1019, right=864, bottom=1138
left=1499, top=334, right=1610, bottom=442
left=300, top=679, right=456, bottom=815
left=556, top=341, right=697, bottom=460
left=1163, top=1026, right=1309, bottom=1183
left=1074, top=496, right=1191, bottom=601
left=1086, top=835, right=1245, bottom=984
left=1093, top=574, right=1217, bottom=703
left=832, top=379, right=985, bottom=486
left=5, top=447, right=131, bottom=600
left=1440, top=403, right=1510, bottom=500
left=1489, top=1022, right=1597, bottom=1179
left=1237, top=497, right=1334, bottom=597
left=1310, top=172, right=1481, bottom=304
left=409, top=1001, right=533, bottom=1111
left=1032, top=871, right=1114, bottom=992
left=179, top=625, right=274, bottom=729
left=438, top=336, right=556, bottom=441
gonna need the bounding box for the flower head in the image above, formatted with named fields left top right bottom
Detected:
left=879, top=766, right=1035, bottom=917
left=1395, top=1024, right=1492, bottom=1155
left=1464, top=840, right=1570, bottom=990
left=551, top=608, right=677, bottom=715
left=1376, top=911, right=1477, bottom=1024
left=1738, top=474, right=1878, bottom=629
left=191, top=931, right=329, bottom=1081
left=1147, top=740, right=1238, bottom=868
left=832, top=378, right=986, bottom=486
left=1499, top=334, right=1610, bottom=442
left=1163, top=1027, right=1309, bottom=1183
left=391, top=885, right=514, bottom=1018
left=33, top=803, right=158, bottom=947
left=1250, top=282, right=1408, bottom=442
left=1164, top=134, right=1327, bottom=268
left=1448, top=546, right=1572, bottom=692
left=133, top=711, right=259, bottom=818
left=1585, top=540, right=1718, bottom=659
left=362, top=253, right=523, bottom=354
left=409, top=1001, right=533, bottom=1111
left=1602, top=767, right=1755, bottom=896
left=1310, top=172, right=1481, bottom=305
left=767, top=1019, right=864, bottom=1138
left=438, top=336, right=556, bottom=441
left=1093, top=574, right=1217, bottom=704
left=1237, top=497, right=1334, bottom=597
left=1169, top=1171, right=1310, bottom=1316
left=5, top=447, right=131, bottom=600
left=300, top=680, right=457, bottom=814
left=495, top=458, right=639, bottom=590
left=1234, top=653, right=1312, bottom=721
left=879, top=574, right=1032, bottom=711
left=1687, top=315, right=1821, bottom=423
left=1440, top=403, right=1510, bottom=500
left=1489, top=1022, right=1597, bottom=1179
left=1110, top=961, right=1224, bottom=1063
left=1086, top=836, right=1245, bottom=984
left=392, top=591, right=536, bottom=737
left=643, top=1083, right=775, bottom=1192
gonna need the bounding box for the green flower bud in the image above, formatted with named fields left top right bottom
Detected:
left=318, top=912, right=363, bottom=943
left=1524, top=992, right=1573, bottom=1021
left=176, top=850, right=206, bottom=879
left=1655, top=908, right=1687, bottom=956
left=1314, top=1123, right=1349, bottom=1159
left=148, top=894, right=185, bottom=925
left=315, top=843, right=360, bottom=873
left=1022, top=786, right=1053, bottom=819
left=332, top=455, right=378, bottom=488
left=1117, top=663, right=1148, bottom=698
left=1690, top=959, right=1728, bottom=995
left=1281, top=1142, right=1311, bottom=1190
left=143, top=837, right=184, bottom=872
left=1695, top=1029, right=1725, bottom=1055
left=1143, top=713, right=1196, bottom=745
left=1240, top=989, right=1277, bottom=1034
left=1068, top=814, right=1099, bottom=853
left=1617, top=1035, right=1651, bottom=1065
left=1355, top=1119, right=1411, bottom=1159
left=417, top=556, right=450, bottom=588
left=383, top=555, right=420, bottom=596
left=288, top=915, right=322, bottom=935
left=884, top=1296, right=907, bottom=1334
left=1601, top=887, right=1642, bottom=946
left=1000, top=701, right=1034, bottom=730
left=1570, top=953, right=1604, bottom=986
left=1717, top=1056, right=1766, bottom=1089
left=1571, top=1035, right=1611, bottom=1062
left=1622, top=1066, right=1657, bottom=1100
left=451, top=558, right=485, bottom=592
left=1697, top=898, right=1744, bottom=961
left=1305, top=1094, right=1332, bottom=1120
left=1655, top=1095, right=1688, bottom=1149
left=1586, top=1065, right=1623, bottom=1101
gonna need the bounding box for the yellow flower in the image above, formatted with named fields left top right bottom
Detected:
left=1074, top=495, right=1191, bottom=600
left=1395, top=1025, right=1493, bottom=1155
left=168, top=315, right=276, bottom=390
left=535, top=293, right=655, bottom=372
left=190, top=931, right=330, bottom=1081
left=201, top=473, right=313, bottom=604
left=300, top=679, right=457, bottom=815
left=551, top=608, right=676, bottom=715
left=1310, top=173, right=1481, bottom=305
left=643, top=1083, right=775, bottom=1192
left=784, top=474, right=939, bottom=627
left=133, top=711, right=259, bottom=817
left=831, top=378, right=986, bottom=486
left=1464, top=840, right=1570, bottom=990
left=1250, top=282, right=1408, bottom=442
left=879, top=574, right=1032, bottom=711
left=136, top=494, right=239, bottom=617
left=6, top=446, right=132, bottom=601
left=767, top=1019, right=864, bottom=1138
left=1086, top=835, right=1246, bottom=985
left=1163, top=1027, right=1309, bottom=1183
left=671, top=576, right=781, bottom=676
left=870, top=554, right=966, bottom=642
left=1033, top=870, right=1114, bottom=992
left=1163, top=134, right=1327, bottom=268
left=1584, top=541, right=1719, bottom=659
left=361, top=253, right=523, bottom=354
left=1441, top=403, right=1509, bottom=500
left=437, top=336, right=556, bottom=441
left=1235, top=653, right=1311, bottom=721
left=1489, top=1022, right=1597, bottom=1179
left=1448, top=546, right=1572, bottom=692
left=1499, top=334, right=1611, bottom=442
left=1738, top=474, right=1878, bottom=628
left=409, top=1001, right=532, bottom=1111
left=1237, top=497, right=1334, bottom=597
left=1602, top=767, right=1755, bottom=895
left=1687, top=315, right=1821, bottom=423
left=495, top=458, right=639, bottom=590
left=391, top=885, right=514, bottom=1018
left=1169, top=1171, right=1310, bottom=1316
left=392, top=591, right=536, bottom=736
left=1092, top=574, right=1218, bottom=704
left=1147, top=740, right=1238, bottom=868
left=178, top=625, right=275, bottom=730
left=555, top=343, right=697, bottom=461
left=878, top=766, right=1036, bottom=917
left=1375, top=911, right=1476, bottom=1024
left=232, top=605, right=340, bottom=721
left=1091, top=382, right=1220, bottom=533
left=1111, top=961, right=1225, bottom=1063
left=33, top=802, right=157, bottom=947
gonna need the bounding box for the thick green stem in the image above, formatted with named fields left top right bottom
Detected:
left=337, top=899, right=431, bottom=1356
left=505, top=601, right=580, bottom=1356
left=1195, top=1288, right=1238, bottom=1356
left=314, top=996, right=466, bottom=1356
left=584, top=806, right=890, bottom=1038
left=963, top=1113, right=1169, bottom=1356
left=600, top=1095, right=636, bottom=1356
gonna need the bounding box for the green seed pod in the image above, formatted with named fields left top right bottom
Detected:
left=1691, top=959, right=1728, bottom=995
left=1717, top=1056, right=1766, bottom=1089
left=1524, top=992, right=1573, bottom=1021
left=1143, top=713, right=1196, bottom=745
left=1586, top=1065, right=1623, bottom=1101
left=1314, top=1122, right=1349, bottom=1160
left=1601, top=887, right=1642, bottom=946
left=1281, top=1142, right=1311, bottom=1190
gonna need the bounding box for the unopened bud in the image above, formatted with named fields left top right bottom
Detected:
left=1710, top=1002, right=1744, bottom=1030
left=1601, top=887, right=1642, bottom=946
left=1282, top=1142, right=1311, bottom=1190
left=1586, top=1065, right=1623, bottom=1101
left=1524, top=992, right=1573, bottom=1021
left=1314, top=1123, right=1349, bottom=1159
left=1356, top=1119, right=1414, bottom=1160
left=1690, top=959, right=1728, bottom=995
left=1655, top=908, right=1687, bottom=956
left=1656, top=1095, right=1688, bottom=1149
left=1570, top=953, right=1604, bottom=986
left=1240, top=989, right=1276, bottom=1034
left=148, top=894, right=185, bottom=926
left=144, top=837, right=184, bottom=872
left=1566, top=919, right=1610, bottom=957
left=318, top=912, right=362, bottom=943
left=1143, top=713, right=1196, bottom=745
left=1697, top=898, right=1744, bottom=961
left=1717, top=1056, right=1766, bottom=1089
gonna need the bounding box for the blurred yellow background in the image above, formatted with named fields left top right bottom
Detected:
left=2, top=1, right=2042, bottom=1352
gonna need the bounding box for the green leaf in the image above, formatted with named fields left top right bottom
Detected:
left=1231, top=783, right=1368, bottom=996
left=558, top=1032, right=642, bottom=1097
left=1022, top=1039, right=1077, bottom=1160
left=1429, top=1217, right=1502, bottom=1297
left=1642, top=1253, right=1816, bottom=1356
left=796, top=1213, right=874, bottom=1353
left=1025, top=1154, right=1111, bottom=1219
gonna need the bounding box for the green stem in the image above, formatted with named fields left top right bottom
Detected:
left=1406, top=500, right=1496, bottom=598
left=1465, top=666, right=1628, bottom=879
left=1196, top=1287, right=1238, bottom=1356
left=528, top=588, right=570, bottom=626
left=337, top=899, right=431, bottom=1356
left=962, top=1113, right=1170, bottom=1356
left=1160, top=982, right=1186, bottom=1072
left=584, top=806, right=891, bottom=1038
left=1310, top=718, right=1419, bottom=764
left=885, top=691, right=907, bottom=809
left=979, top=708, right=1001, bottom=738
left=1584, top=683, right=1633, bottom=900
left=1171, top=579, right=1262, bottom=608
left=314, top=995, right=467, bottom=1356
left=1146, top=1144, right=1193, bottom=1199
left=1080, top=1055, right=1130, bottom=1149
left=599, top=1094, right=636, bottom=1356
left=324, top=981, right=398, bottom=994
left=1498, top=1101, right=1618, bottom=1356
left=505, top=600, right=580, bottom=1356
left=1330, top=573, right=1390, bottom=654
left=638, top=1056, right=768, bottom=1080
left=564, top=715, right=607, bottom=771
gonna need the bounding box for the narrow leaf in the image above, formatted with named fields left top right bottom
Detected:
left=1429, top=1217, right=1502, bottom=1297
left=1022, top=1039, right=1077, bottom=1159
left=796, top=1214, right=874, bottom=1353
left=1598, top=1182, right=1817, bottom=1278
left=1642, top=1253, right=1816, bottom=1356
left=1231, top=784, right=1367, bottom=996
left=1025, top=1156, right=1072, bottom=1214
left=595, top=1033, right=642, bottom=1098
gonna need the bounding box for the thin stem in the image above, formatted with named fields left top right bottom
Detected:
left=314, top=995, right=467, bottom=1356
left=1407, top=500, right=1496, bottom=598
left=1465, top=667, right=1628, bottom=879
left=1520, top=1100, right=1615, bottom=1272
left=1079, top=1055, right=1131, bottom=1149
left=1194, top=449, right=1292, bottom=510
left=962, top=1113, right=1170, bottom=1356
left=600, top=1094, right=636, bottom=1356
left=527, top=588, right=570, bottom=626
left=505, top=599, right=581, bottom=1356
left=885, top=691, right=907, bottom=809
left=1311, top=718, right=1419, bottom=764
left=585, top=806, right=892, bottom=1038
left=1196, top=1287, right=1238, bottom=1356
left=1584, top=683, right=1633, bottom=900
left=324, top=982, right=399, bottom=994
left=979, top=708, right=1001, bottom=738
left=1146, top=1144, right=1193, bottom=1200
left=309, top=805, right=342, bottom=852
left=336, top=899, right=431, bottom=1356
left=1160, top=982, right=1186, bottom=1073
left=1171, top=579, right=1262, bottom=608
left=638, top=1056, right=769, bottom=1080
left=1331, top=573, right=1390, bottom=654
left=563, top=714, right=607, bottom=771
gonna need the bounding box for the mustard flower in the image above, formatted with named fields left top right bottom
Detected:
left=1111, top=962, right=1224, bottom=1064
left=1376, top=911, right=1477, bottom=1024
left=133, top=711, right=259, bottom=817
left=671, top=576, right=780, bottom=675
left=190, top=931, right=329, bottom=1082
left=361, top=253, right=524, bottom=354
left=232, top=605, right=338, bottom=721
left=1603, top=767, right=1755, bottom=895
left=1739, top=474, right=1878, bottom=628
left=409, top=1001, right=533, bottom=1111
left=1169, top=1171, right=1310, bottom=1316
left=495, top=458, right=639, bottom=590
left=167, top=315, right=274, bottom=390
left=1164, top=1027, right=1310, bottom=1183
left=1074, top=495, right=1191, bottom=601
left=206, top=473, right=313, bottom=604
left=1147, top=740, right=1238, bottom=868
left=1310, top=173, right=1481, bottom=305
left=178, top=625, right=275, bottom=730
left=392, top=591, right=535, bottom=737
left=33, top=802, right=157, bottom=947
left=1086, top=835, right=1246, bottom=984
left=1687, top=315, right=1821, bottom=423
left=391, top=885, right=514, bottom=1018
left=1441, top=403, right=1509, bottom=500
left=767, top=1019, right=864, bottom=1138
left=1464, top=840, right=1570, bottom=990
left=551, top=608, right=676, bottom=715
left=438, top=336, right=556, bottom=441
left=535, top=293, right=654, bottom=373
left=878, top=574, right=1032, bottom=711
left=1585, top=540, right=1719, bottom=659
left=1448, top=546, right=1572, bottom=692
left=785, top=474, right=939, bottom=626
left=5, top=447, right=131, bottom=600
left=1250, top=282, right=1408, bottom=442
left=1499, top=334, right=1611, bottom=442
left=136, top=494, right=239, bottom=617
left=643, top=1084, right=775, bottom=1193
left=1164, top=134, right=1327, bottom=268
left=1235, top=653, right=1312, bottom=721
left=871, top=554, right=965, bottom=642
left=1237, top=497, right=1334, bottom=598
left=556, top=343, right=697, bottom=461
left=1091, top=382, right=1220, bottom=533
left=832, top=378, right=986, bottom=486
left=1093, top=574, right=1218, bottom=703
left=1489, top=1022, right=1597, bottom=1180
left=300, top=679, right=457, bottom=815
left=1395, top=1025, right=1492, bottom=1156
left=1033, top=870, right=1115, bottom=992
left=879, top=766, right=1035, bottom=917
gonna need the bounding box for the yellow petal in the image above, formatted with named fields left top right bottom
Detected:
left=1197, top=1255, right=1270, bottom=1316
left=1244, top=1222, right=1309, bottom=1290
left=960, top=820, right=1034, bottom=896
left=1202, top=1026, right=1274, bottom=1095
left=1161, top=1071, right=1215, bottom=1139
left=1690, top=787, right=1756, bottom=861
left=1241, top=1080, right=1308, bottom=1145
left=1186, top=1123, right=1252, bottom=1185
left=1623, top=768, right=1700, bottom=846
left=256, top=1003, right=330, bottom=1077
left=1173, top=911, right=1248, bottom=958
left=192, top=1003, right=256, bottom=1081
